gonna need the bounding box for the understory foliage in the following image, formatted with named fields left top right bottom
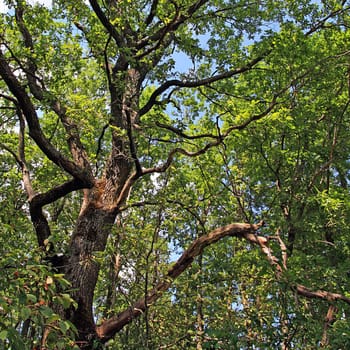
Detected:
left=0, top=0, right=350, bottom=349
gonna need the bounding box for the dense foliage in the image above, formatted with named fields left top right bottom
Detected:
left=0, top=0, right=350, bottom=349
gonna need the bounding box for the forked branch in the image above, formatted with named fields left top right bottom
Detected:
left=97, top=221, right=350, bottom=342
left=254, top=232, right=350, bottom=304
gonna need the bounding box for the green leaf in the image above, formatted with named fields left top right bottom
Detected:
left=20, top=307, right=31, bottom=320
left=0, top=330, right=7, bottom=341
left=39, top=306, right=54, bottom=318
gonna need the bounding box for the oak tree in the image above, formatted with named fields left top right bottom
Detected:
left=1, top=0, right=350, bottom=348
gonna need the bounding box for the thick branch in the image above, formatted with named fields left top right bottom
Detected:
left=145, top=0, right=159, bottom=26
left=30, top=179, right=87, bottom=208
left=28, top=178, right=87, bottom=248
left=98, top=220, right=350, bottom=342
left=96, top=221, right=264, bottom=341
left=89, top=0, right=125, bottom=47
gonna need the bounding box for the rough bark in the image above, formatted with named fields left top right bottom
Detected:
left=65, top=205, right=117, bottom=340
left=2, top=3, right=350, bottom=349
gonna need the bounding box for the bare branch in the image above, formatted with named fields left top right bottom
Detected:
left=254, top=232, right=350, bottom=304
left=114, top=171, right=140, bottom=210
left=27, top=177, right=86, bottom=246
left=30, top=178, right=87, bottom=208
left=294, top=285, right=350, bottom=304
left=321, top=304, right=337, bottom=347
left=142, top=92, right=279, bottom=176
left=97, top=219, right=350, bottom=342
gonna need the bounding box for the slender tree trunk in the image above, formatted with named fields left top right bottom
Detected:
left=196, top=254, right=204, bottom=350
left=105, top=220, right=123, bottom=315
left=320, top=305, right=337, bottom=347
left=240, top=283, right=254, bottom=346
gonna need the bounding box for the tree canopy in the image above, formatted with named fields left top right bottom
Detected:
left=1, top=0, right=350, bottom=349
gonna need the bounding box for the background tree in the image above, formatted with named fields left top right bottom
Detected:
left=1, top=0, right=350, bottom=349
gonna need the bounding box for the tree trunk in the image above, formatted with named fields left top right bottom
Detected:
left=65, top=204, right=117, bottom=342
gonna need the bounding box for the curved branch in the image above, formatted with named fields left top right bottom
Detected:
left=97, top=221, right=350, bottom=342
left=113, top=171, right=140, bottom=211
left=253, top=232, right=350, bottom=304
left=142, top=93, right=280, bottom=176
left=15, top=5, right=93, bottom=175
left=0, top=50, right=93, bottom=186
left=139, top=53, right=269, bottom=116
left=29, top=178, right=88, bottom=247
left=96, top=220, right=264, bottom=341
